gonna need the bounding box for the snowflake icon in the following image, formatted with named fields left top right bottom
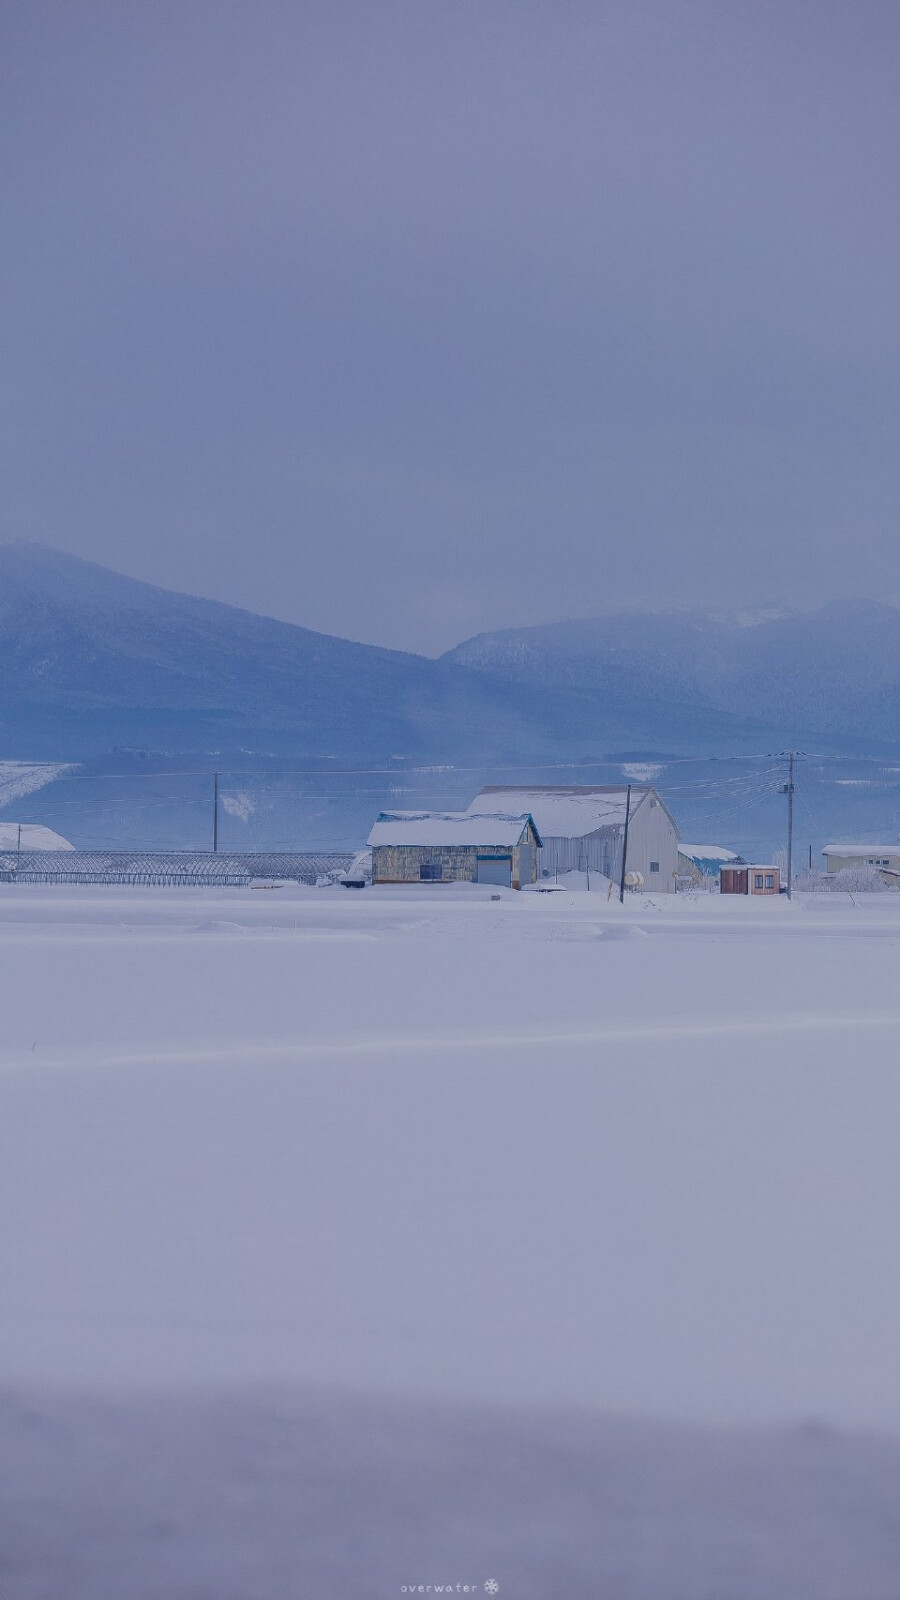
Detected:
left=484, top=1584, right=500, bottom=1596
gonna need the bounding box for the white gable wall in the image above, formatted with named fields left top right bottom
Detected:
left=620, top=793, right=679, bottom=889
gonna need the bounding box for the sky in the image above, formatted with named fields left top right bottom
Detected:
left=3, top=0, right=900, bottom=654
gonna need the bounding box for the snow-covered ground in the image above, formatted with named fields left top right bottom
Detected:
left=3, top=881, right=900, bottom=1596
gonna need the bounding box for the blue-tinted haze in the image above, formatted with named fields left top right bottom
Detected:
left=3, top=1, right=900, bottom=651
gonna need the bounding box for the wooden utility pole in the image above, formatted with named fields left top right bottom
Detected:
left=618, top=784, right=632, bottom=905
left=213, top=771, right=219, bottom=853
left=784, top=752, right=795, bottom=900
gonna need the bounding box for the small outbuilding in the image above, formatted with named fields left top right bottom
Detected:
left=720, top=863, right=781, bottom=896
left=368, top=812, right=542, bottom=889
left=823, top=844, right=900, bottom=876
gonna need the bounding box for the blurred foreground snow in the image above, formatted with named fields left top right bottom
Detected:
left=2, top=882, right=900, bottom=1595
left=5, top=1386, right=900, bottom=1600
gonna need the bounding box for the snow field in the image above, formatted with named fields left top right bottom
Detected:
left=2, top=882, right=900, bottom=1596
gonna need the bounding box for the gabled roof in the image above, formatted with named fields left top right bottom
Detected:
left=469, top=785, right=678, bottom=840
left=368, top=811, right=542, bottom=848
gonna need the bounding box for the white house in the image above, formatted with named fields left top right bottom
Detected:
left=468, top=785, right=680, bottom=890
left=823, top=844, right=900, bottom=876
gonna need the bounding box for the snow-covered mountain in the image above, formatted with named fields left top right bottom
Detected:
left=0, top=543, right=757, bottom=763
left=5, top=544, right=900, bottom=851
left=444, top=601, right=900, bottom=739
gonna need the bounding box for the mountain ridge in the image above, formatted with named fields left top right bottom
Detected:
left=0, top=542, right=761, bottom=764
left=443, top=601, right=900, bottom=741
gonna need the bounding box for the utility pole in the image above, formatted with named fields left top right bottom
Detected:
left=618, top=784, right=632, bottom=905
left=783, top=751, right=795, bottom=900
left=213, top=771, right=219, bottom=854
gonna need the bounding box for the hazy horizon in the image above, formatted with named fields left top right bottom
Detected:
left=7, top=537, right=900, bottom=659
left=5, top=2, right=900, bottom=650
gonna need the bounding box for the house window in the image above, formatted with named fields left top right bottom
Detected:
left=765, top=874, right=774, bottom=889
left=754, top=874, right=765, bottom=890
left=419, top=863, right=442, bottom=881
left=649, top=861, right=659, bottom=873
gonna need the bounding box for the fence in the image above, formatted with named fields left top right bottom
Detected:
left=0, top=851, right=354, bottom=887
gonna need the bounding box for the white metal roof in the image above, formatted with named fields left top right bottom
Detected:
left=368, top=811, right=538, bottom=848
left=0, top=822, right=74, bottom=851
left=468, top=786, right=654, bottom=838
left=719, top=862, right=778, bottom=871
left=679, top=844, right=739, bottom=863
left=822, top=843, right=900, bottom=857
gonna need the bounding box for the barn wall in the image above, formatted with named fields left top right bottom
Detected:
left=536, top=799, right=678, bottom=889
left=513, top=837, right=538, bottom=887
left=371, top=845, right=478, bottom=883
left=537, top=828, right=618, bottom=878
left=372, top=835, right=537, bottom=887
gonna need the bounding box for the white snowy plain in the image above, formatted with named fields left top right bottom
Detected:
left=3, top=880, right=900, bottom=1598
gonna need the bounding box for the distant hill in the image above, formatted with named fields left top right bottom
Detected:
left=0, top=543, right=762, bottom=764
left=3, top=545, right=900, bottom=851
left=444, top=601, right=900, bottom=741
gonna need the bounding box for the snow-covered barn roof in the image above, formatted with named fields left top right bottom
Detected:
left=0, top=822, right=74, bottom=851
left=368, top=812, right=541, bottom=848
left=678, top=844, right=739, bottom=865
left=469, top=785, right=676, bottom=840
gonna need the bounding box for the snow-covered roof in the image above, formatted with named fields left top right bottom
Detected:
left=368, top=812, right=540, bottom=848
left=468, top=786, right=661, bottom=839
left=0, top=822, right=74, bottom=851
left=678, top=844, right=739, bottom=864
left=822, top=843, right=900, bottom=857
left=719, top=862, right=778, bottom=871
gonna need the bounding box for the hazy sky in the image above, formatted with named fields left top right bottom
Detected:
left=4, top=1, right=900, bottom=652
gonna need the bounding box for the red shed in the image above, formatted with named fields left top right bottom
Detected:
left=720, top=864, right=781, bottom=895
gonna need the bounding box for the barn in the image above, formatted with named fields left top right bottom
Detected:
left=368, top=812, right=542, bottom=889
left=468, top=785, right=679, bottom=890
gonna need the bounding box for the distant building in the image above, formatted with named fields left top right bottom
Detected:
left=719, top=863, right=780, bottom=896
left=368, top=812, right=542, bottom=889
left=678, top=844, right=740, bottom=887
left=823, top=844, right=900, bottom=876
left=0, top=822, right=74, bottom=851
left=468, top=785, right=679, bottom=890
